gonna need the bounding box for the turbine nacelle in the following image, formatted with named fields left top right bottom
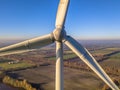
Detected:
left=52, top=28, right=66, bottom=42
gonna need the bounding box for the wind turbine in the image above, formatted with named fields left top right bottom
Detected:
left=0, top=0, right=119, bottom=90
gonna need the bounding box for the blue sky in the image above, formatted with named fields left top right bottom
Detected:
left=0, top=0, right=120, bottom=40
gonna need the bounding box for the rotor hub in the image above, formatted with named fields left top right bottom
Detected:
left=52, top=28, right=66, bottom=42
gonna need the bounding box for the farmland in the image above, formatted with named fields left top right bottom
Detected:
left=0, top=40, right=120, bottom=90
left=0, top=58, right=34, bottom=70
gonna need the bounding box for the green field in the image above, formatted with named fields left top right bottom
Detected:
left=0, top=58, right=35, bottom=70
left=109, top=52, right=120, bottom=60
left=101, top=52, right=120, bottom=69
left=47, top=53, right=77, bottom=60
left=90, top=47, right=120, bottom=55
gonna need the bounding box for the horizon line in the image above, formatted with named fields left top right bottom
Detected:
left=0, top=38, right=120, bottom=41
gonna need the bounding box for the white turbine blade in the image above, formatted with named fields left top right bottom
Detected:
left=56, top=41, right=64, bottom=90
left=55, top=0, right=70, bottom=28
left=0, top=34, right=54, bottom=56
left=63, top=36, right=120, bottom=90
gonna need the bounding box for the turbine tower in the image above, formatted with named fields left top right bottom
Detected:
left=0, top=0, right=119, bottom=90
